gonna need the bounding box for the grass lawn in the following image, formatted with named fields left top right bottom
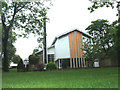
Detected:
left=2, top=67, right=118, bottom=88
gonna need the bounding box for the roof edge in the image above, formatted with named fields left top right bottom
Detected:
left=51, top=29, right=91, bottom=45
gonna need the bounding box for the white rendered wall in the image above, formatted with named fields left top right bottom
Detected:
left=47, top=47, right=55, bottom=54
left=54, top=35, right=70, bottom=60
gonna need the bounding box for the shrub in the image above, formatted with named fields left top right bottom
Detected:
left=17, top=59, right=25, bottom=72
left=12, top=55, right=21, bottom=64
left=28, top=64, right=38, bottom=71
left=46, top=62, right=57, bottom=70
left=37, top=64, right=45, bottom=71
left=29, top=55, right=40, bottom=65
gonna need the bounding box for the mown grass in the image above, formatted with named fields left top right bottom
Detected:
left=2, top=67, right=118, bottom=88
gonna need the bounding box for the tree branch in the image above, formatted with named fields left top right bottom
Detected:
left=16, top=2, right=28, bottom=13
left=7, top=3, right=17, bottom=31
left=1, top=13, right=7, bottom=31
left=7, top=2, right=28, bottom=31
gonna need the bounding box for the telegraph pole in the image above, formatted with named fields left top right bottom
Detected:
left=43, top=19, right=47, bottom=64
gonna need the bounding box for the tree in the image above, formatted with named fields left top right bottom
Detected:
left=2, top=29, right=16, bottom=61
left=0, top=23, right=2, bottom=68
left=17, top=58, right=25, bottom=72
left=29, top=54, right=40, bottom=65
left=86, top=19, right=113, bottom=54
left=83, top=39, right=95, bottom=67
left=2, top=25, right=16, bottom=68
left=12, top=55, right=21, bottom=64
left=1, top=1, right=50, bottom=72
left=33, top=48, right=39, bottom=55
left=88, top=0, right=120, bottom=66
left=85, top=19, right=117, bottom=64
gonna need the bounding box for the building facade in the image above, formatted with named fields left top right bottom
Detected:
left=39, top=29, right=91, bottom=68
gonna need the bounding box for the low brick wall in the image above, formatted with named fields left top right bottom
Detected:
left=100, top=59, right=118, bottom=67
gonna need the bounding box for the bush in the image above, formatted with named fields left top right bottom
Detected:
left=46, top=62, right=57, bottom=70
left=12, top=55, right=21, bottom=64
left=17, top=59, right=25, bottom=72
left=37, top=64, right=45, bottom=71
left=29, top=55, right=40, bottom=65
left=28, top=64, right=38, bottom=71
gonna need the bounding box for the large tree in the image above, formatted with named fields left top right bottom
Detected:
left=85, top=19, right=118, bottom=65
left=86, top=19, right=113, bottom=54
left=2, top=27, right=16, bottom=65
left=0, top=23, right=2, bottom=68
left=88, top=0, right=120, bottom=65
left=1, top=1, right=50, bottom=72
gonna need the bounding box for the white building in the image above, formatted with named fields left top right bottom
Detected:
left=38, top=29, right=91, bottom=68
left=9, top=62, right=17, bottom=68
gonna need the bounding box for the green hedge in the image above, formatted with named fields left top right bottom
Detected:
left=37, top=64, right=45, bottom=71
left=46, top=62, right=57, bottom=70
left=29, top=55, right=40, bottom=65
left=17, top=59, right=25, bottom=71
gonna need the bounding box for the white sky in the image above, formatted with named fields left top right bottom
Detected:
left=14, top=0, right=117, bottom=60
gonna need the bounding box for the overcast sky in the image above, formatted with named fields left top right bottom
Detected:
left=14, top=0, right=117, bottom=60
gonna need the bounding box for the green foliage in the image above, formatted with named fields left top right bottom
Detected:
left=1, top=1, right=50, bottom=38
left=46, top=62, right=57, bottom=70
left=7, top=42, right=16, bottom=61
left=83, top=39, right=94, bottom=59
left=29, top=55, right=40, bottom=65
left=86, top=20, right=112, bottom=53
left=12, top=55, right=21, bottom=64
left=17, top=59, right=25, bottom=70
left=1, top=0, right=51, bottom=71
left=33, top=48, right=39, bottom=55
left=88, top=1, right=115, bottom=13
left=88, top=0, right=120, bottom=65
left=37, top=64, right=45, bottom=71
left=2, top=40, right=16, bottom=67
left=85, top=19, right=118, bottom=62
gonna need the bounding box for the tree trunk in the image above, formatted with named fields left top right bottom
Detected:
left=117, top=2, right=120, bottom=67
left=3, top=29, right=9, bottom=72
left=117, top=18, right=120, bottom=67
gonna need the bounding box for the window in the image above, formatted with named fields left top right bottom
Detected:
left=48, top=54, right=54, bottom=63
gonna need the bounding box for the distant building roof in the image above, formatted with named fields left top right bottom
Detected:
left=36, top=50, right=43, bottom=55
left=36, top=45, right=55, bottom=55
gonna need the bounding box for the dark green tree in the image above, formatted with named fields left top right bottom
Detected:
left=1, top=1, right=50, bottom=72
left=2, top=26, right=16, bottom=67
left=0, top=23, right=2, bottom=68
left=88, top=0, right=120, bottom=66
left=86, top=19, right=113, bottom=54
left=85, top=19, right=117, bottom=63
left=17, top=59, right=25, bottom=71
left=12, top=55, right=21, bottom=64
left=29, top=54, right=40, bottom=65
